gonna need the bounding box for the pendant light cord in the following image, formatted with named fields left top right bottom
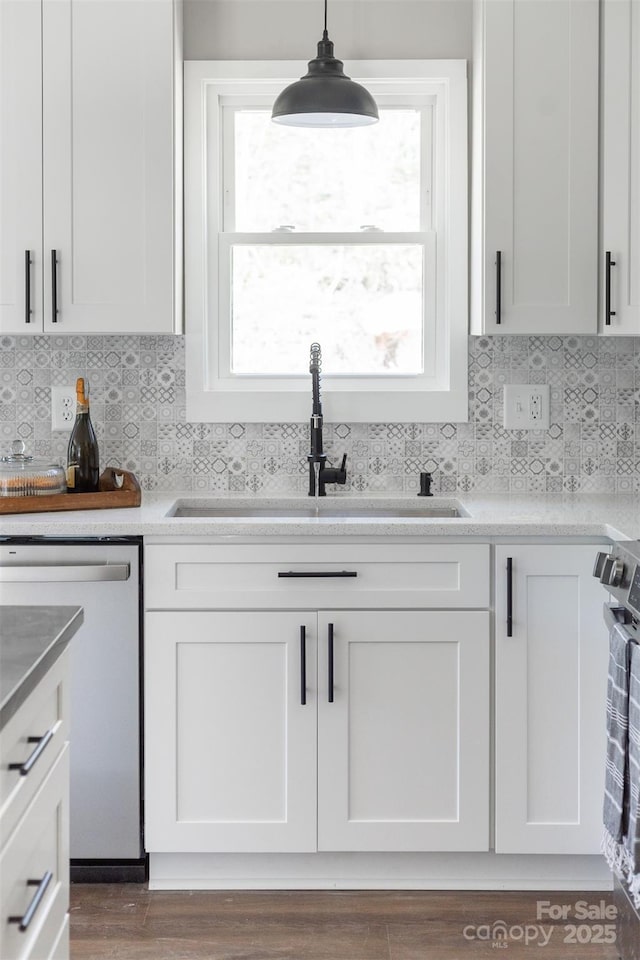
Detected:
left=323, top=0, right=328, bottom=39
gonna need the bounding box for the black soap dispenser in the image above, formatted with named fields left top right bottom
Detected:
left=418, top=471, right=433, bottom=497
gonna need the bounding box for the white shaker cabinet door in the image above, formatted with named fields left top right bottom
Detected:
left=601, top=0, right=640, bottom=334
left=317, top=610, right=490, bottom=852
left=472, top=0, right=598, bottom=334
left=0, top=0, right=43, bottom=334
left=145, top=611, right=317, bottom=854
left=41, top=0, right=177, bottom=334
left=494, top=545, right=608, bottom=854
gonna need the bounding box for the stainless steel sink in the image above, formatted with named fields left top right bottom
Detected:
left=168, top=501, right=467, bottom=519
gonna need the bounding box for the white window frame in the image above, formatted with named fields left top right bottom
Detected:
left=185, top=60, right=468, bottom=423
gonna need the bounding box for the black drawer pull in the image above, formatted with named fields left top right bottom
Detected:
left=495, top=250, right=502, bottom=324
left=328, top=622, right=334, bottom=703
left=300, top=626, right=307, bottom=706
left=8, top=871, right=53, bottom=931
left=9, top=729, right=54, bottom=776
left=278, top=571, right=358, bottom=579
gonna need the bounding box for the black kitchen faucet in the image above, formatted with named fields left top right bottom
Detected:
left=308, top=343, right=347, bottom=496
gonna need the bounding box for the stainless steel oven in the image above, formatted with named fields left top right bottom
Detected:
left=594, top=541, right=640, bottom=960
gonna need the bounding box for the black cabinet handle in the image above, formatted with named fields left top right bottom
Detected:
left=300, top=626, right=306, bottom=706
left=8, top=871, right=53, bottom=932
left=495, top=250, right=502, bottom=325
left=506, top=557, right=513, bottom=637
left=278, top=571, right=357, bottom=579
left=8, top=729, right=54, bottom=776
left=605, top=251, right=616, bottom=326
left=24, top=250, right=32, bottom=323
left=328, top=623, right=334, bottom=703
left=51, top=249, right=58, bottom=322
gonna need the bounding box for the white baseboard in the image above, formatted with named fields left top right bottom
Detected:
left=148, top=852, right=613, bottom=891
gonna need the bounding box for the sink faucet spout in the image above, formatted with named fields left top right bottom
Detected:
left=307, top=343, right=347, bottom=497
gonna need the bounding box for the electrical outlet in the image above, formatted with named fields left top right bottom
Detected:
left=51, top=385, right=76, bottom=432
left=503, top=384, right=550, bottom=430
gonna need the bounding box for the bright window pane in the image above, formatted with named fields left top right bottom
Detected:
left=230, top=244, right=424, bottom=375
left=233, top=109, right=422, bottom=232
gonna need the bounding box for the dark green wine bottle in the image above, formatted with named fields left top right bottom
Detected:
left=67, top=377, right=99, bottom=493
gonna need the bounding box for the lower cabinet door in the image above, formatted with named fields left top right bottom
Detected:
left=0, top=745, right=69, bottom=960
left=494, top=545, right=608, bottom=853
left=145, top=611, right=317, bottom=853
left=317, top=610, right=490, bottom=852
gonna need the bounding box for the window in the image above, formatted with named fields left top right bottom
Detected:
left=185, top=61, right=468, bottom=422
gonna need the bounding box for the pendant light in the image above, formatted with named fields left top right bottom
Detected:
left=271, top=0, right=379, bottom=128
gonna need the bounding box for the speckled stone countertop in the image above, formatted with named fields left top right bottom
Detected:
left=0, top=492, right=638, bottom=540
left=0, top=606, right=83, bottom=729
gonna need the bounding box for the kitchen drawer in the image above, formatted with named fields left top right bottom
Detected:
left=0, top=652, right=69, bottom=847
left=0, top=745, right=69, bottom=960
left=46, top=913, right=68, bottom=960
left=145, top=543, right=490, bottom=610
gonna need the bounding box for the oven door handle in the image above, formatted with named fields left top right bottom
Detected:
left=0, top=564, right=130, bottom=583
left=603, top=603, right=632, bottom=633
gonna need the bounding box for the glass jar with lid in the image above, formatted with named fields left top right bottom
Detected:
left=0, top=440, right=67, bottom=497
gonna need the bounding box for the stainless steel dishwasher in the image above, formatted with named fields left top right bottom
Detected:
left=0, top=536, right=144, bottom=881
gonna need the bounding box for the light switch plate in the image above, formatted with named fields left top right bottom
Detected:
left=503, top=384, right=550, bottom=430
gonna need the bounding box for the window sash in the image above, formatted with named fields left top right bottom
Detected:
left=215, top=232, right=438, bottom=389
left=221, top=99, right=436, bottom=234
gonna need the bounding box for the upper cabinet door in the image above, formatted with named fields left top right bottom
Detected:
left=601, top=0, right=640, bottom=335
left=471, top=0, right=599, bottom=334
left=0, top=0, right=43, bottom=334
left=41, top=0, right=179, bottom=334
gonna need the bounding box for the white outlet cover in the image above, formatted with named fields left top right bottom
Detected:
left=503, top=384, right=550, bottom=430
left=51, top=385, right=77, bottom=432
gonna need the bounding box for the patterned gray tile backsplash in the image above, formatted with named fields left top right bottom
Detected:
left=1, top=333, right=639, bottom=494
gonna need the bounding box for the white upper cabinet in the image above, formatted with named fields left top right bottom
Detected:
left=601, top=0, right=640, bottom=334
left=471, top=0, right=599, bottom=335
left=0, top=1, right=43, bottom=332
left=0, top=0, right=181, bottom=336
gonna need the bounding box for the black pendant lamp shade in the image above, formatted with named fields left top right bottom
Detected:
left=271, top=2, right=378, bottom=127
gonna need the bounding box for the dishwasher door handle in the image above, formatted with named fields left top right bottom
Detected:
left=0, top=563, right=130, bottom=583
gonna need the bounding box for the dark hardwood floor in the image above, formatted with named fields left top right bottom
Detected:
left=70, top=886, right=621, bottom=959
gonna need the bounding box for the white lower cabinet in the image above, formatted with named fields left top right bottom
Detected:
left=145, top=607, right=490, bottom=854
left=0, top=651, right=70, bottom=960
left=317, top=611, right=489, bottom=852
left=494, top=545, right=608, bottom=854
left=0, top=749, right=69, bottom=960
left=145, top=611, right=317, bottom=854
left=145, top=538, right=609, bottom=887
